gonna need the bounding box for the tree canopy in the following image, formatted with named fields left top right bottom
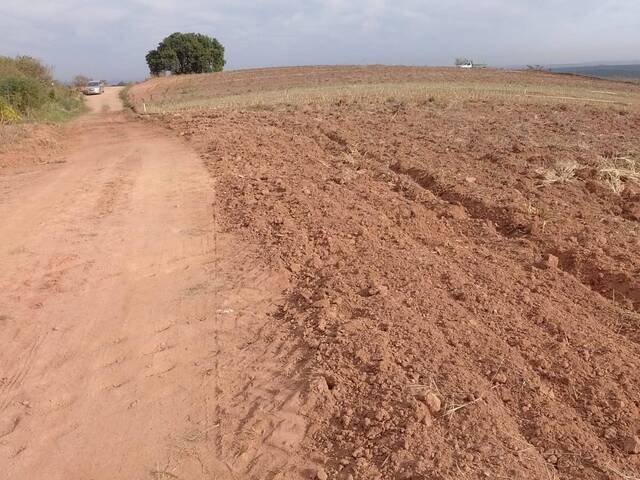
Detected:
left=146, top=33, right=225, bottom=76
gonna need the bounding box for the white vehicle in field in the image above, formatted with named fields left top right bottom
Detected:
left=84, top=81, right=104, bottom=95
left=455, top=58, right=474, bottom=69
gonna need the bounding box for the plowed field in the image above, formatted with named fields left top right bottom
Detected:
left=130, top=66, right=640, bottom=480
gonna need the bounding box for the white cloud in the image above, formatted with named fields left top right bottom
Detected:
left=0, top=0, right=638, bottom=81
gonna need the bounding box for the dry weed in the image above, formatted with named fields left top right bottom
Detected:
left=536, top=159, right=580, bottom=185
left=603, top=463, right=640, bottom=480
left=599, top=155, right=640, bottom=194
left=0, top=124, right=28, bottom=150
left=137, top=79, right=640, bottom=114
left=443, top=359, right=505, bottom=418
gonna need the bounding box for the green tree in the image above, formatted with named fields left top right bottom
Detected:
left=146, top=33, right=225, bottom=75
left=145, top=48, right=178, bottom=76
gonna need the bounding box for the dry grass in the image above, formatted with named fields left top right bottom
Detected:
left=130, top=65, right=640, bottom=112
left=442, top=359, right=505, bottom=418
left=138, top=81, right=639, bottom=114
left=443, top=386, right=499, bottom=418
left=536, top=160, right=580, bottom=185
left=0, top=124, right=28, bottom=150
left=599, top=155, right=640, bottom=193
left=604, top=463, right=640, bottom=480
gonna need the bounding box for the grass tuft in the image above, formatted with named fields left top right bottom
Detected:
left=118, top=85, right=134, bottom=111
left=599, top=155, right=640, bottom=194
left=536, top=160, right=580, bottom=185
left=0, top=123, right=28, bottom=150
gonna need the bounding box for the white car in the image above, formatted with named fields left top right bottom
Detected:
left=84, top=81, right=104, bottom=95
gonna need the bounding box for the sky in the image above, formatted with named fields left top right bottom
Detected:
left=1, top=0, right=639, bottom=82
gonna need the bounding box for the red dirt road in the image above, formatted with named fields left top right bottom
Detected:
left=0, top=88, right=309, bottom=479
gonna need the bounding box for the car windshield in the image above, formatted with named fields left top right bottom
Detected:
left=87, top=81, right=100, bottom=86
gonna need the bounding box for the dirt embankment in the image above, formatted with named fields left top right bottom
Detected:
left=0, top=87, right=125, bottom=173
left=159, top=94, right=640, bottom=479
left=0, top=123, right=67, bottom=171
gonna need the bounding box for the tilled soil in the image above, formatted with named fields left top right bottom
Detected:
left=159, top=97, right=640, bottom=479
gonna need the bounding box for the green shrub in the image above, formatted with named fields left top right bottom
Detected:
left=0, top=55, right=83, bottom=122
left=0, top=57, right=23, bottom=78
left=14, top=56, right=53, bottom=84
left=0, top=96, right=20, bottom=122
left=0, top=76, right=47, bottom=114
left=56, top=89, right=83, bottom=112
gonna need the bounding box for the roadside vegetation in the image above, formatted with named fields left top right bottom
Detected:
left=0, top=55, right=84, bottom=124
left=118, top=84, right=134, bottom=110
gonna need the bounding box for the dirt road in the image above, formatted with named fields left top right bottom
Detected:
left=0, top=88, right=308, bottom=479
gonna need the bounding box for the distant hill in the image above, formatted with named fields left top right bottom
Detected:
left=549, top=64, right=640, bottom=81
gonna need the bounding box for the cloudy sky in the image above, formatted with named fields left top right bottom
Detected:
left=1, top=0, right=639, bottom=82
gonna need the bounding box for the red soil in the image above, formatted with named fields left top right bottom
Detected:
left=157, top=85, right=640, bottom=479
left=0, top=124, right=65, bottom=171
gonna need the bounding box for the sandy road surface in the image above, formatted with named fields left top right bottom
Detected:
left=0, top=88, right=308, bottom=479
left=85, top=86, right=126, bottom=113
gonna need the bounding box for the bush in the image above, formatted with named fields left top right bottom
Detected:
left=0, top=76, right=47, bottom=114
left=14, top=56, right=53, bottom=84
left=0, top=57, right=22, bottom=78
left=0, top=55, right=83, bottom=122
left=146, top=32, right=225, bottom=75
left=72, top=75, right=90, bottom=88
left=0, top=96, right=20, bottom=122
